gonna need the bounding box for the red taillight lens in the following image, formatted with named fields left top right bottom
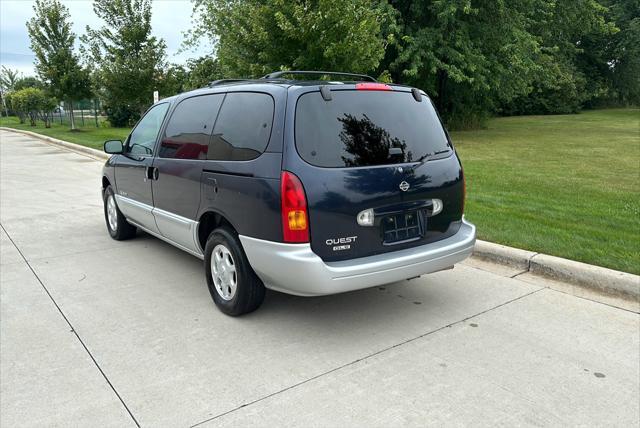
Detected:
left=281, top=171, right=309, bottom=243
left=355, top=82, right=392, bottom=91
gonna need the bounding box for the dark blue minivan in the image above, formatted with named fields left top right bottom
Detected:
left=101, top=71, right=476, bottom=315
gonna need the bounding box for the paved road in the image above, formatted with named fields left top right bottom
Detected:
left=1, top=129, right=638, bottom=427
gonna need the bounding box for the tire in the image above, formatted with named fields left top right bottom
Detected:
left=205, top=226, right=265, bottom=316
left=103, top=185, right=137, bottom=241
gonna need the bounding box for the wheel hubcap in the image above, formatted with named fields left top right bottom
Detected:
left=211, top=244, right=237, bottom=301
left=107, top=195, right=118, bottom=231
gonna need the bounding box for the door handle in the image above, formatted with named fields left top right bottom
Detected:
left=146, top=166, right=159, bottom=181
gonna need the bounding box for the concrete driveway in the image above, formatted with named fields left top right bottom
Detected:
left=1, top=129, right=638, bottom=427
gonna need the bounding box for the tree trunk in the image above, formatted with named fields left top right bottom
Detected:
left=0, top=90, right=8, bottom=117
left=69, top=100, right=76, bottom=130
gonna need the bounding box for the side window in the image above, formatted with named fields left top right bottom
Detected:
left=208, top=92, right=274, bottom=161
left=160, top=94, right=224, bottom=159
left=127, top=103, right=169, bottom=156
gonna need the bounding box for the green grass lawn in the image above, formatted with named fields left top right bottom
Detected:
left=0, top=115, right=130, bottom=150
left=452, top=108, right=640, bottom=274
left=2, top=109, right=638, bottom=273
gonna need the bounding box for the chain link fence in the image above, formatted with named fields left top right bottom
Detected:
left=53, top=99, right=105, bottom=127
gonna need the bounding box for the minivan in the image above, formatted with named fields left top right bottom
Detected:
left=101, top=71, right=476, bottom=316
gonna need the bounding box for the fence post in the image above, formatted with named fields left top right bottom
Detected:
left=94, top=99, right=99, bottom=127
left=80, top=105, right=85, bottom=126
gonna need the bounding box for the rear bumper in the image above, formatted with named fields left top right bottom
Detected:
left=240, top=218, right=476, bottom=296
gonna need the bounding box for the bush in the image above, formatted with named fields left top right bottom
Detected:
left=105, top=104, right=139, bottom=127
left=9, top=88, right=57, bottom=127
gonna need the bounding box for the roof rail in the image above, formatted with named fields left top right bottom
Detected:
left=261, top=71, right=376, bottom=82
left=208, top=79, right=248, bottom=87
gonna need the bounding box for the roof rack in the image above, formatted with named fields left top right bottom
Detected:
left=261, top=70, right=376, bottom=82
left=208, top=79, right=248, bottom=87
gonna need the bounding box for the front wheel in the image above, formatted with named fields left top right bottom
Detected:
left=103, top=185, right=136, bottom=240
left=205, top=226, right=265, bottom=316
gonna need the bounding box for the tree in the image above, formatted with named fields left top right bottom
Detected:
left=157, top=64, right=189, bottom=97
left=0, top=67, right=21, bottom=92
left=82, top=0, right=167, bottom=127
left=384, top=0, right=550, bottom=128
left=604, top=0, right=640, bottom=104
left=0, top=67, right=21, bottom=117
left=501, top=0, right=616, bottom=115
left=26, top=0, right=92, bottom=130
left=185, top=57, right=223, bottom=90
left=187, top=0, right=396, bottom=78
left=14, top=76, right=45, bottom=91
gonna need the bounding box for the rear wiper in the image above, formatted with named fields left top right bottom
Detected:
left=408, top=149, right=451, bottom=170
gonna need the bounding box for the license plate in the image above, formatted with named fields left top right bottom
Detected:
left=382, top=211, right=423, bottom=244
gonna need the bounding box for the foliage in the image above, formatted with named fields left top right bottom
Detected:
left=385, top=1, right=610, bottom=127
left=605, top=0, right=640, bottom=104
left=105, top=104, right=137, bottom=128
left=187, top=0, right=396, bottom=78
left=185, top=57, right=223, bottom=90
left=500, top=0, right=617, bottom=115
left=0, top=67, right=21, bottom=116
left=9, top=87, right=57, bottom=127
left=14, top=76, right=45, bottom=91
left=82, top=0, right=167, bottom=126
left=184, top=0, right=635, bottom=127
left=0, top=67, right=21, bottom=92
left=27, top=0, right=92, bottom=129
left=157, top=64, right=189, bottom=98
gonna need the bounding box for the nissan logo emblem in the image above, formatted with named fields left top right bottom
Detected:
left=399, top=181, right=410, bottom=192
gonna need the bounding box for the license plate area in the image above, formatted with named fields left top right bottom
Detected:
left=382, top=210, right=424, bottom=245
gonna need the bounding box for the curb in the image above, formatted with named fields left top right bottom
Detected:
left=473, top=240, right=639, bottom=302
left=2, top=128, right=638, bottom=303
left=0, top=127, right=109, bottom=160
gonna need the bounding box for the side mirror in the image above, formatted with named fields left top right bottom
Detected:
left=104, top=140, right=124, bottom=154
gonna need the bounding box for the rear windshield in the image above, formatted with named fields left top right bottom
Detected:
left=295, top=90, right=451, bottom=168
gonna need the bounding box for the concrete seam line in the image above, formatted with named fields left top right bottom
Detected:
left=190, top=287, right=545, bottom=427
left=0, top=224, right=141, bottom=428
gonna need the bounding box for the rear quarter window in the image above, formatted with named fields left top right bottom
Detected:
left=295, top=90, right=451, bottom=168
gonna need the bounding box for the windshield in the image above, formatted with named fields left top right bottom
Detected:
left=295, top=90, right=451, bottom=168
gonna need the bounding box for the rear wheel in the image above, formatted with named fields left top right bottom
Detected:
left=205, top=226, right=265, bottom=316
left=103, top=185, right=136, bottom=240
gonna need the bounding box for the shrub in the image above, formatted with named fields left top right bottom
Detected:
left=106, top=104, right=139, bottom=127
left=10, top=87, right=57, bottom=127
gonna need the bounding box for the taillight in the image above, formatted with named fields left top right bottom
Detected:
left=355, top=82, right=392, bottom=91
left=281, top=171, right=309, bottom=243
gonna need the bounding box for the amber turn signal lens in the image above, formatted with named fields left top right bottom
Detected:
left=287, top=210, right=307, bottom=230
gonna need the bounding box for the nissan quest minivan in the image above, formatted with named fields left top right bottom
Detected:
left=101, top=71, right=476, bottom=316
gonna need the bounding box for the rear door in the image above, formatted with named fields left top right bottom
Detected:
left=151, top=93, right=224, bottom=253
left=285, top=86, right=465, bottom=262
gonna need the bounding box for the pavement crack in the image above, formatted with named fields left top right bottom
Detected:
left=190, top=287, right=545, bottom=427
left=0, top=224, right=141, bottom=428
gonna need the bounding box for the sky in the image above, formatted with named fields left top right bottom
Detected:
left=0, top=0, right=211, bottom=76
